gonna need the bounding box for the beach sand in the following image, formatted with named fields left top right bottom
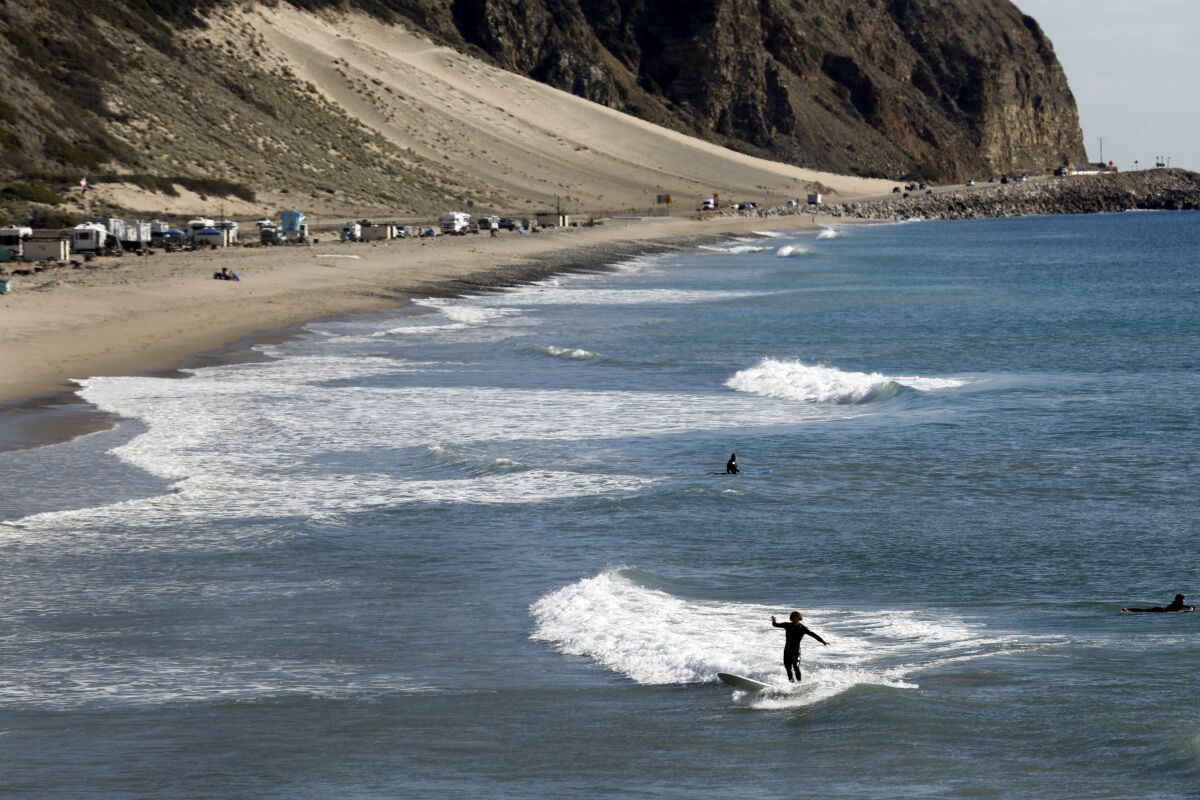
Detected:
left=0, top=214, right=829, bottom=414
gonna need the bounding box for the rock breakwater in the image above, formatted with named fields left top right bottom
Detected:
left=823, top=169, right=1200, bottom=221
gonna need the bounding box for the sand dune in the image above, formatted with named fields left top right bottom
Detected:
left=233, top=6, right=893, bottom=212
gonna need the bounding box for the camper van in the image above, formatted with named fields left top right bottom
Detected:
left=0, top=226, right=32, bottom=260
left=439, top=212, right=471, bottom=235
left=699, top=198, right=717, bottom=211
left=340, top=221, right=362, bottom=242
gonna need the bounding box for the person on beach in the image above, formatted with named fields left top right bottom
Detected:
left=726, top=453, right=739, bottom=475
left=1122, top=594, right=1194, bottom=613
left=771, top=611, right=828, bottom=683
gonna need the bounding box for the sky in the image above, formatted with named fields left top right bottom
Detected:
left=1015, top=0, right=1198, bottom=170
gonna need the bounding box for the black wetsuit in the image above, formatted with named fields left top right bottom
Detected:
left=772, top=620, right=827, bottom=682
left=1125, top=598, right=1194, bottom=613
left=726, top=456, right=739, bottom=475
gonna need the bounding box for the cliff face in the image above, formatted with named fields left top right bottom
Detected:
left=0, top=0, right=1086, bottom=206
left=414, top=0, right=1087, bottom=180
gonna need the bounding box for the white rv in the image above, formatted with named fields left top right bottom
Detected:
left=71, top=223, right=110, bottom=253
left=439, top=211, right=471, bottom=235
left=0, top=226, right=32, bottom=260
left=340, top=221, right=362, bottom=242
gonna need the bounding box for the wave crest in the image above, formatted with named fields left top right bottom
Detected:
left=533, top=345, right=604, bottom=360
left=530, top=568, right=1026, bottom=708
left=775, top=245, right=811, bottom=258
left=725, top=359, right=964, bottom=404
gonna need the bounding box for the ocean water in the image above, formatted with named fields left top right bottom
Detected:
left=2, top=212, right=1198, bottom=799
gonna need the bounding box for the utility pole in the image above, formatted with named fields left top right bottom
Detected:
left=1099, top=137, right=1104, bottom=166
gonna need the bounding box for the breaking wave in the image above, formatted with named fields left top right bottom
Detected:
left=725, top=359, right=965, bottom=404
left=533, top=345, right=604, bottom=360
left=530, top=568, right=1029, bottom=709
left=817, top=228, right=841, bottom=240
left=699, top=244, right=775, bottom=255
left=775, top=245, right=811, bottom=258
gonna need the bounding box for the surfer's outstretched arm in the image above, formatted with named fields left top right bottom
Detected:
left=807, top=629, right=828, bottom=646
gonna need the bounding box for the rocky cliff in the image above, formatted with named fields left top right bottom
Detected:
left=0, top=0, right=1086, bottom=218
left=386, top=0, right=1088, bottom=181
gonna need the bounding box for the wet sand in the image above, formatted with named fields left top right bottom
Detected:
left=0, top=214, right=828, bottom=450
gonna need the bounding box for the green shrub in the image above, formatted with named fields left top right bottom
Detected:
left=29, top=208, right=79, bottom=227
left=43, top=133, right=108, bottom=169
left=1, top=182, right=67, bottom=205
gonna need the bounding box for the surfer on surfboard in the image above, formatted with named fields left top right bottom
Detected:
left=726, top=453, right=739, bottom=475
left=1122, top=593, right=1194, bottom=613
left=771, top=612, right=827, bottom=683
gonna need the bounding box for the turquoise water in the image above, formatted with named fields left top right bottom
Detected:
left=2, top=212, right=1198, bottom=798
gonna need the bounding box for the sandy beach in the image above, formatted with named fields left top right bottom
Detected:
left=0, top=214, right=833, bottom=410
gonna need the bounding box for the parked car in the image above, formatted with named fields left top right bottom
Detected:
left=892, top=186, right=902, bottom=194
left=966, top=179, right=976, bottom=187
left=699, top=198, right=717, bottom=211
left=498, top=218, right=518, bottom=230
left=1000, top=176, right=1010, bottom=184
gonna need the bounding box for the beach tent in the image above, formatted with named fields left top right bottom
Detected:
left=194, top=226, right=227, bottom=247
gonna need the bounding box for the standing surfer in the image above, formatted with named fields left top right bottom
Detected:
left=1122, top=593, right=1194, bottom=613
left=771, top=611, right=827, bottom=683
left=726, top=453, right=739, bottom=475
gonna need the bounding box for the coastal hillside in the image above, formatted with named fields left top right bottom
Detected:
left=0, top=0, right=1081, bottom=219
left=396, top=0, right=1089, bottom=181
left=0, top=1, right=896, bottom=219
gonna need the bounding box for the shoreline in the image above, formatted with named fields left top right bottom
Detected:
left=0, top=214, right=826, bottom=452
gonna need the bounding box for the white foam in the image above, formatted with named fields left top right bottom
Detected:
left=751, top=230, right=787, bottom=238
left=535, top=345, right=604, bottom=360
left=775, top=244, right=811, bottom=258
left=0, top=655, right=435, bottom=708
left=472, top=287, right=765, bottom=306
left=699, top=244, right=775, bottom=255
left=530, top=569, right=1024, bottom=709
left=725, top=359, right=965, bottom=405
left=817, top=228, right=841, bottom=240
left=5, top=358, right=851, bottom=542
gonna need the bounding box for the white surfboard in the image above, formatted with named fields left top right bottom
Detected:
left=717, top=672, right=775, bottom=692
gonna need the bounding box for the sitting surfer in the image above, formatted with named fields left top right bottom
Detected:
left=1122, top=593, right=1194, bottom=613
left=726, top=453, right=739, bottom=475
left=771, top=611, right=827, bottom=683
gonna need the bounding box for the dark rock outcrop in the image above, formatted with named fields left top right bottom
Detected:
left=375, top=0, right=1088, bottom=181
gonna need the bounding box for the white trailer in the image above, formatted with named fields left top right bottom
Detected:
left=71, top=223, right=109, bottom=253
left=121, top=220, right=152, bottom=248
left=439, top=211, right=471, bottom=235
left=0, top=226, right=32, bottom=260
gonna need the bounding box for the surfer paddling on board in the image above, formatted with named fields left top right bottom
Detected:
left=1122, top=593, right=1195, bottom=613
left=726, top=453, right=739, bottom=475
left=771, top=612, right=827, bottom=683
